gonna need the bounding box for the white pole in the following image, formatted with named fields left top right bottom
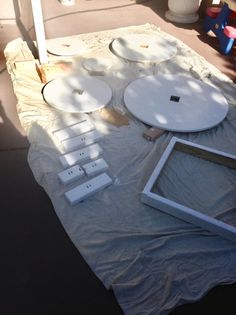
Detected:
left=30, top=0, right=48, bottom=64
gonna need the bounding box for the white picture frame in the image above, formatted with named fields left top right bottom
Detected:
left=141, top=137, right=236, bottom=242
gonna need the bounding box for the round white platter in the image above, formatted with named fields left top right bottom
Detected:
left=111, top=34, right=177, bottom=63
left=47, top=37, right=87, bottom=56
left=43, top=75, right=112, bottom=113
left=82, top=57, right=112, bottom=74
left=124, top=74, right=229, bottom=132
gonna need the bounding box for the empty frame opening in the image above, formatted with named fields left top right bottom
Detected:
left=151, top=142, right=236, bottom=227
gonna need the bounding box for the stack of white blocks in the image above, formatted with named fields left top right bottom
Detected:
left=53, top=120, right=112, bottom=205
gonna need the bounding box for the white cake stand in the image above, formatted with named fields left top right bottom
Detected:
left=111, top=34, right=177, bottom=63
left=43, top=75, right=112, bottom=113
left=47, top=37, right=87, bottom=56
left=124, top=74, right=229, bottom=132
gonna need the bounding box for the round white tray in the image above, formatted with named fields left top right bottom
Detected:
left=47, top=37, right=87, bottom=56
left=111, top=34, right=177, bottom=63
left=82, top=57, right=112, bottom=74
left=43, top=75, right=112, bottom=113
left=124, top=74, right=229, bottom=132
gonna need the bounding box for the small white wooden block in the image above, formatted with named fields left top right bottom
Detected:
left=65, top=173, right=112, bottom=205
left=82, top=158, right=109, bottom=177
left=59, top=143, right=103, bottom=167
left=57, top=165, right=85, bottom=185
left=53, top=120, right=95, bottom=141
left=62, top=130, right=103, bottom=151
left=141, top=137, right=236, bottom=243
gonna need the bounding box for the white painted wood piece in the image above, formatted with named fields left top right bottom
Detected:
left=47, top=37, right=87, bottom=56
left=124, top=74, right=229, bottom=132
left=141, top=137, right=236, bottom=243
left=30, top=0, right=48, bottom=64
left=82, top=57, right=112, bottom=74
left=82, top=158, right=109, bottom=177
left=111, top=34, right=177, bottom=63
left=62, top=129, right=103, bottom=151
left=53, top=120, right=95, bottom=141
left=59, top=143, right=103, bottom=167
left=43, top=75, right=112, bottom=113
left=58, top=164, right=85, bottom=185
left=65, top=173, right=112, bottom=205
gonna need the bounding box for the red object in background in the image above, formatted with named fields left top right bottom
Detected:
left=224, top=25, right=236, bottom=38
left=206, top=7, right=222, bottom=18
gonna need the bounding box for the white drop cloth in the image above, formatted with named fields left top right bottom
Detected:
left=5, top=24, right=236, bottom=315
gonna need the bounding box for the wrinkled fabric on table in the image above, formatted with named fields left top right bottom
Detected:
left=5, top=24, right=236, bottom=315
